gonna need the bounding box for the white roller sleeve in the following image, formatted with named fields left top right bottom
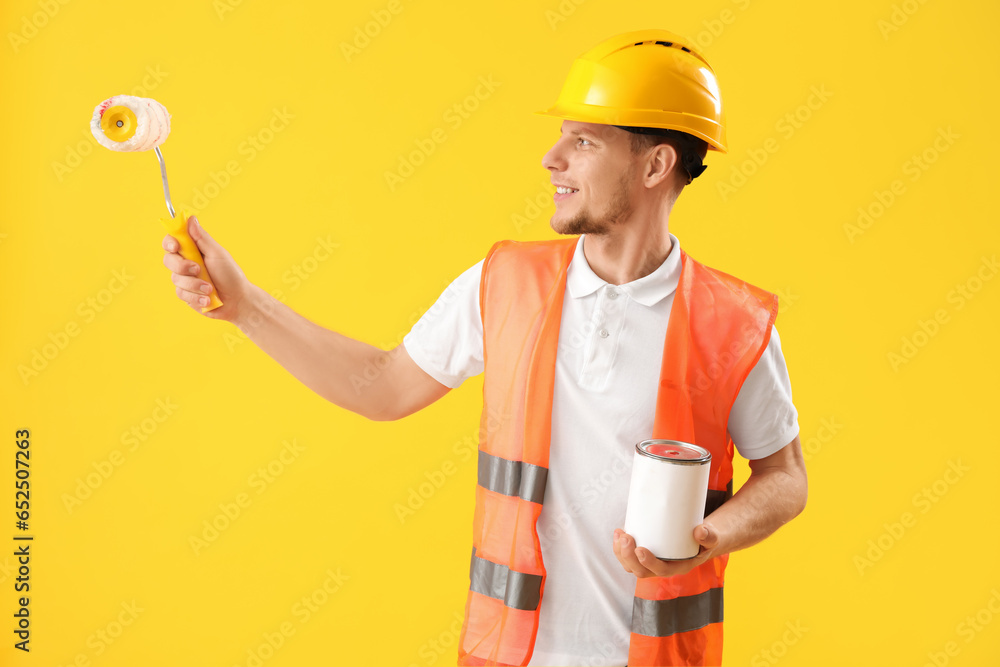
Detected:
left=90, top=95, right=171, bottom=152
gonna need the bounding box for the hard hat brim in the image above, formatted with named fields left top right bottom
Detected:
left=533, top=106, right=727, bottom=153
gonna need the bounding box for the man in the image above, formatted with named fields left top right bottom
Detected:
left=162, top=29, right=806, bottom=666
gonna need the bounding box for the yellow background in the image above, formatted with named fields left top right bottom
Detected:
left=2, top=0, right=998, bottom=664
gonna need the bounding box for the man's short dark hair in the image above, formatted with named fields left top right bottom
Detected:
left=615, top=126, right=709, bottom=185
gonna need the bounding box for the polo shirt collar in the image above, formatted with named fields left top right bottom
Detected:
left=566, top=232, right=682, bottom=307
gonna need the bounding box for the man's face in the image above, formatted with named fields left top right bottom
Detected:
left=541, top=120, right=638, bottom=236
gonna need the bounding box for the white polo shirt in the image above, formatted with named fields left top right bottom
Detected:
left=402, top=233, right=800, bottom=667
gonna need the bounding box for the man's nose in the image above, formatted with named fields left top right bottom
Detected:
left=541, top=141, right=566, bottom=172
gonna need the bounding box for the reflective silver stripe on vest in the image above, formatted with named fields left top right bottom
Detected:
left=469, top=547, right=543, bottom=612
left=631, top=587, right=724, bottom=638
left=478, top=450, right=548, bottom=505
left=704, top=480, right=734, bottom=517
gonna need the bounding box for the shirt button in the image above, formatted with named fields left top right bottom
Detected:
left=599, top=328, right=609, bottom=338
left=607, top=289, right=618, bottom=299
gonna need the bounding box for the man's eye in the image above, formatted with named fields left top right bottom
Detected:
left=578, top=138, right=592, bottom=146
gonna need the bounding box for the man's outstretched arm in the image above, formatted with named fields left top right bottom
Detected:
left=162, top=215, right=451, bottom=422
left=613, top=434, right=808, bottom=578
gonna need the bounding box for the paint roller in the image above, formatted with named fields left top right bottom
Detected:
left=91, top=95, right=223, bottom=312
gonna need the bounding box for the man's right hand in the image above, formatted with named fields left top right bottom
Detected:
left=161, top=215, right=254, bottom=323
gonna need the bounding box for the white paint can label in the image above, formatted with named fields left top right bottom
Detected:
left=623, top=440, right=711, bottom=560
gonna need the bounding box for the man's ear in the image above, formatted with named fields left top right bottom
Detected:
left=644, top=143, right=681, bottom=189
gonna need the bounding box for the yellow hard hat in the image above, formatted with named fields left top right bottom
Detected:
left=535, top=29, right=727, bottom=153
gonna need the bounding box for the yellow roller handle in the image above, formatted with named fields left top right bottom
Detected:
left=160, top=209, right=224, bottom=313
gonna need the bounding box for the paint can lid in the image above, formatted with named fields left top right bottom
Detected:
left=636, top=439, right=711, bottom=464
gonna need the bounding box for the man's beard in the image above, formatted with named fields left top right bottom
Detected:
left=551, top=167, right=634, bottom=236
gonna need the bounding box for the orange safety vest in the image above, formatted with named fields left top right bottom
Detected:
left=457, top=236, right=778, bottom=666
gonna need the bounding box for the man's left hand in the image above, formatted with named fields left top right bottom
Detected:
left=612, top=524, right=722, bottom=578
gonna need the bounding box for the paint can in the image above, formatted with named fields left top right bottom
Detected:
left=623, top=439, right=711, bottom=560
